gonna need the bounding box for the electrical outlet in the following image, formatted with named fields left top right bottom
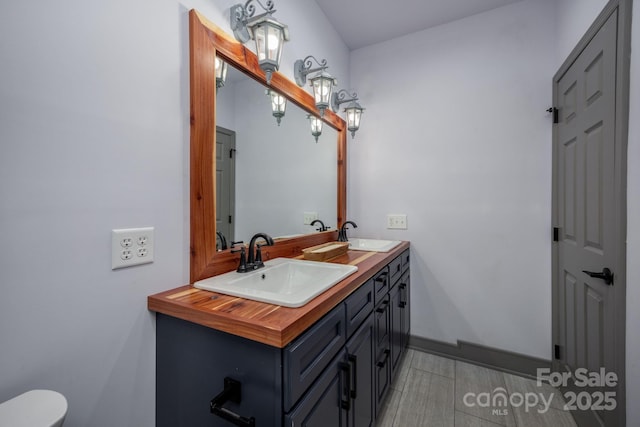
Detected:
left=112, top=227, right=154, bottom=269
left=387, top=214, right=408, bottom=230
left=303, top=211, right=318, bottom=225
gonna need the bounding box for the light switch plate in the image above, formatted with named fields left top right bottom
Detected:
left=387, top=214, right=408, bottom=230
left=112, top=227, right=154, bottom=269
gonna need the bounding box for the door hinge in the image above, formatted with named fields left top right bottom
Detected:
left=553, top=227, right=560, bottom=242
left=546, top=107, right=559, bottom=124
left=228, top=215, right=232, bottom=224
left=554, top=344, right=561, bottom=360
left=230, top=148, right=236, bottom=159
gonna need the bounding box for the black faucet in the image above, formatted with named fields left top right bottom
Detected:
left=310, top=219, right=329, bottom=232
left=337, top=221, right=358, bottom=242
left=216, top=231, right=228, bottom=250
left=247, top=233, right=275, bottom=271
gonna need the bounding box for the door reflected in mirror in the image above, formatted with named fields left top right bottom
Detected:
left=215, top=62, right=337, bottom=246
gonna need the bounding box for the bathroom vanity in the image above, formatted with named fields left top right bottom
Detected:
left=148, top=242, right=410, bottom=427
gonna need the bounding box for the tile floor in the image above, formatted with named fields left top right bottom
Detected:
left=377, top=349, right=577, bottom=427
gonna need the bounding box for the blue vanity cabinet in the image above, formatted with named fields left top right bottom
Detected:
left=153, top=247, right=410, bottom=427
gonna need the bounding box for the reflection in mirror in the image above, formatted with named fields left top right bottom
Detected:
left=215, top=62, right=337, bottom=245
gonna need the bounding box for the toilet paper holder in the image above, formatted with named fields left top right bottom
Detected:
left=210, top=377, right=255, bottom=427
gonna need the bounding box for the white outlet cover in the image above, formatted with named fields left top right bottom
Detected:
left=112, top=227, right=154, bottom=270
left=303, top=212, right=318, bottom=225
left=387, top=214, right=408, bottom=230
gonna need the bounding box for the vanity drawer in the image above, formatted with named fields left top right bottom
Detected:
left=389, top=255, right=403, bottom=285
left=344, top=278, right=374, bottom=338
left=283, top=304, right=346, bottom=412
left=401, top=249, right=410, bottom=273
left=373, top=267, right=390, bottom=306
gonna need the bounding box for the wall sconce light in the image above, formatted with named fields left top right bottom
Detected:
left=294, top=56, right=336, bottom=117
left=230, top=0, right=289, bottom=85
left=332, top=89, right=365, bottom=138
left=215, top=57, right=228, bottom=89
left=266, top=89, right=287, bottom=125
left=307, top=115, right=323, bottom=143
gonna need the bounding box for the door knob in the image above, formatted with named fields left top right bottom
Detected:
left=582, top=268, right=614, bottom=286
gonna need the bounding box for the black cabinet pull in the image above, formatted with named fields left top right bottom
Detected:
left=399, top=282, right=408, bottom=307
left=348, top=354, right=357, bottom=399
left=377, top=349, right=390, bottom=368
left=374, top=272, right=388, bottom=282
left=339, top=362, right=351, bottom=411
left=210, top=377, right=255, bottom=427
left=376, top=301, right=389, bottom=313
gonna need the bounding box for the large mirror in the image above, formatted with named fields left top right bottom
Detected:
left=215, top=64, right=338, bottom=244
left=189, top=10, right=347, bottom=282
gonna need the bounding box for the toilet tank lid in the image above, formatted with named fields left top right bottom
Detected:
left=0, top=390, right=68, bottom=426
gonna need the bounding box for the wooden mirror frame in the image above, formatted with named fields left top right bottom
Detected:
left=189, top=10, right=347, bottom=283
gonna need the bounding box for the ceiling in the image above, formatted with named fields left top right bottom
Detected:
left=314, top=0, right=523, bottom=50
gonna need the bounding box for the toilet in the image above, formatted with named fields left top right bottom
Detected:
left=0, top=390, right=67, bottom=427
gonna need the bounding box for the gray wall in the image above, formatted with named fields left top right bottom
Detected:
left=348, top=0, right=556, bottom=359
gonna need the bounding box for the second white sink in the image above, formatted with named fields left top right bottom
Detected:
left=348, top=238, right=401, bottom=253
left=193, top=258, right=358, bottom=308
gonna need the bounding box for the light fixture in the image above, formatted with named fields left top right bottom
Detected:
left=294, top=56, right=337, bottom=116
left=230, top=0, right=289, bottom=85
left=332, top=89, right=365, bottom=138
left=215, top=56, right=228, bottom=89
left=266, top=89, right=287, bottom=125
left=307, top=115, right=323, bottom=143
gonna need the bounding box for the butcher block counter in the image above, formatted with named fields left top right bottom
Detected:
left=148, top=241, right=409, bottom=348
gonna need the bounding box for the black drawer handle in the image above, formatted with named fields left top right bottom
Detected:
left=374, top=272, right=388, bottom=282
left=348, top=354, right=357, bottom=399
left=377, top=349, right=390, bottom=368
left=339, top=362, right=351, bottom=411
left=376, top=301, right=389, bottom=313
left=210, top=377, right=255, bottom=427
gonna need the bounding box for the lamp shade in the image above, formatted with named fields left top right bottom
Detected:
left=344, top=101, right=364, bottom=138
left=249, top=17, right=289, bottom=84
left=215, top=57, right=228, bottom=89
left=308, top=115, right=323, bottom=142
left=270, top=91, right=287, bottom=125
left=309, top=71, right=336, bottom=116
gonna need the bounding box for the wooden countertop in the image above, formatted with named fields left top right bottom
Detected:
left=148, top=241, right=409, bottom=348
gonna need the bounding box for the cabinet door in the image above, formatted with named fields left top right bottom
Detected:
left=285, top=350, right=349, bottom=427
left=374, top=296, right=390, bottom=416
left=400, top=271, right=410, bottom=348
left=346, top=314, right=374, bottom=427
left=389, top=282, right=403, bottom=377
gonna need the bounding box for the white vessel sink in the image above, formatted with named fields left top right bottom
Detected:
left=193, top=258, right=358, bottom=308
left=348, top=238, right=402, bottom=253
